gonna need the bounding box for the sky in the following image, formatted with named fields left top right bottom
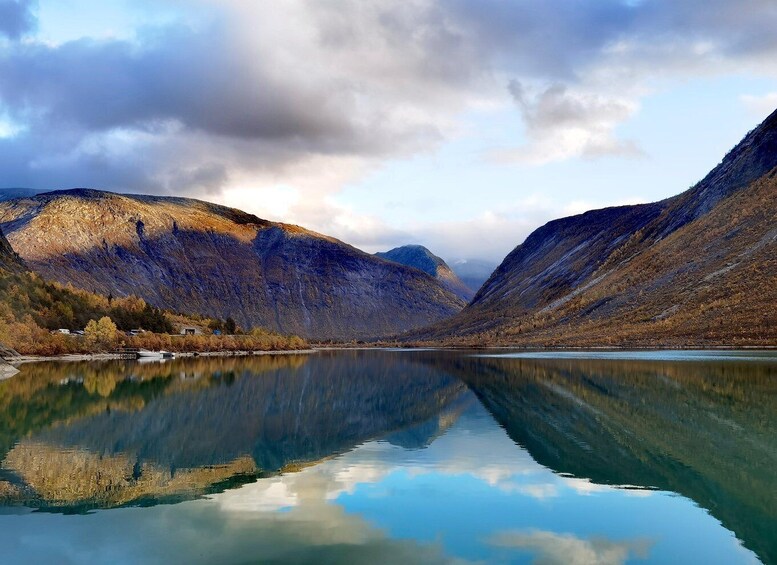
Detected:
left=0, top=0, right=776, bottom=263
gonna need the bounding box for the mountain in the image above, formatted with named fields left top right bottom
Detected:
left=376, top=245, right=474, bottom=301
left=0, top=190, right=465, bottom=340
left=448, top=258, right=498, bottom=294
left=415, top=108, right=777, bottom=346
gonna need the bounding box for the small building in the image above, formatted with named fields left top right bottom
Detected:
left=180, top=326, right=202, bottom=336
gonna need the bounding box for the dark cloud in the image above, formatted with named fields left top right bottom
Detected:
left=0, top=30, right=355, bottom=146
left=448, top=0, right=777, bottom=80
left=0, top=1, right=478, bottom=193
left=0, top=0, right=35, bottom=40
left=447, top=0, right=639, bottom=80
left=0, top=0, right=776, bottom=195
left=0, top=128, right=159, bottom=191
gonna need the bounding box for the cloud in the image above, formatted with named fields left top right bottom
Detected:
left=467, top=0, right=777, bottom=164
left=0, top=0, right=484, bottom=195
left=4, top=0, right=776, bottom=191
left=494, top=81, right=642, bottom=165
left=0, top=0, right=36, bottom=40
left=323, top=194, right=648, bottom=263
left=488, top=529, right=653, bottom=565
left=1, top=0, right=777, bottom=258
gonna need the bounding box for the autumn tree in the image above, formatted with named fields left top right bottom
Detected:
left=84, top=316, right=118, bottom=350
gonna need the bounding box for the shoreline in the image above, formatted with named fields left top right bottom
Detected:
left=4, top=344, right=775, bottom=365
left=7, top=349, right=318, bottom=365
left=313, top=344, right=777, bottom=351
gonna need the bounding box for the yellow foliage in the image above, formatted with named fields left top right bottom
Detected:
left=84, top=316, right=118, bottom=351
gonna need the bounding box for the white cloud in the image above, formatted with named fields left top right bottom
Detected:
left=495, top=82, right=643, bottom=165
left=306, top=193, right=651, bottom=263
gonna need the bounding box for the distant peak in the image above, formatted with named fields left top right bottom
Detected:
left=376, top=245, right=445, bottom=274
left=376, top=244, right=475, bottom=301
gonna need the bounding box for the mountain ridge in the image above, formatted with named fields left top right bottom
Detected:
left=0, top=189, right=465, bottom=340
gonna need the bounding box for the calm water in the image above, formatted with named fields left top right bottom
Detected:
left=0, top=350, right=775, bottom=564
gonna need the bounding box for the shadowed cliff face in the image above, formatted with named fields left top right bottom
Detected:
left=0, top=190, right=465, bottom=340
left=376, top=245, right=474, bottom=301
left=0, top=227, right=22, bottom=272
left=0, top=352, right=467, bottom=510
left=439, top=354, right=777, bottom=565
left=416, top=108, right=777, bottom=346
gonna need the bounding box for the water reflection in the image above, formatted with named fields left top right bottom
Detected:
left=439, top=353, right=777, bottom=564
left=0, top=352, right=466, bottom=510
left=0, top=350, right=773, bottom=564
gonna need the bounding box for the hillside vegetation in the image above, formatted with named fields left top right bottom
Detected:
left=0, top=229, right=306, bottom=356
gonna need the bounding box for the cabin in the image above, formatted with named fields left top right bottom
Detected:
left=180, top=326, right=202, bottom=336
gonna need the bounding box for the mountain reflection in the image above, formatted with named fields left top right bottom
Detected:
left=0, top=352, right=466, bottom=511
left=442, top=354, right=777, bottom=565
left=0, top=350, right=773, bottom=564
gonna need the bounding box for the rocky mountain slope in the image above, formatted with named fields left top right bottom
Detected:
left=414, top=108, right=777, bottom=346
left=0, top=228, right=22, bottom=272
left=0, top=190, right=465, bottom=340
left=0, top=223, right=307, bottom=355
left=376, top=245, right=474, bottom=301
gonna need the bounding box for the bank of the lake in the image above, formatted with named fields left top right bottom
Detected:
left=6, top=348, right=318, bottom=365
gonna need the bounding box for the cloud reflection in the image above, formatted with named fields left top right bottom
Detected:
left=488, top=529, right=653, bottom=565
